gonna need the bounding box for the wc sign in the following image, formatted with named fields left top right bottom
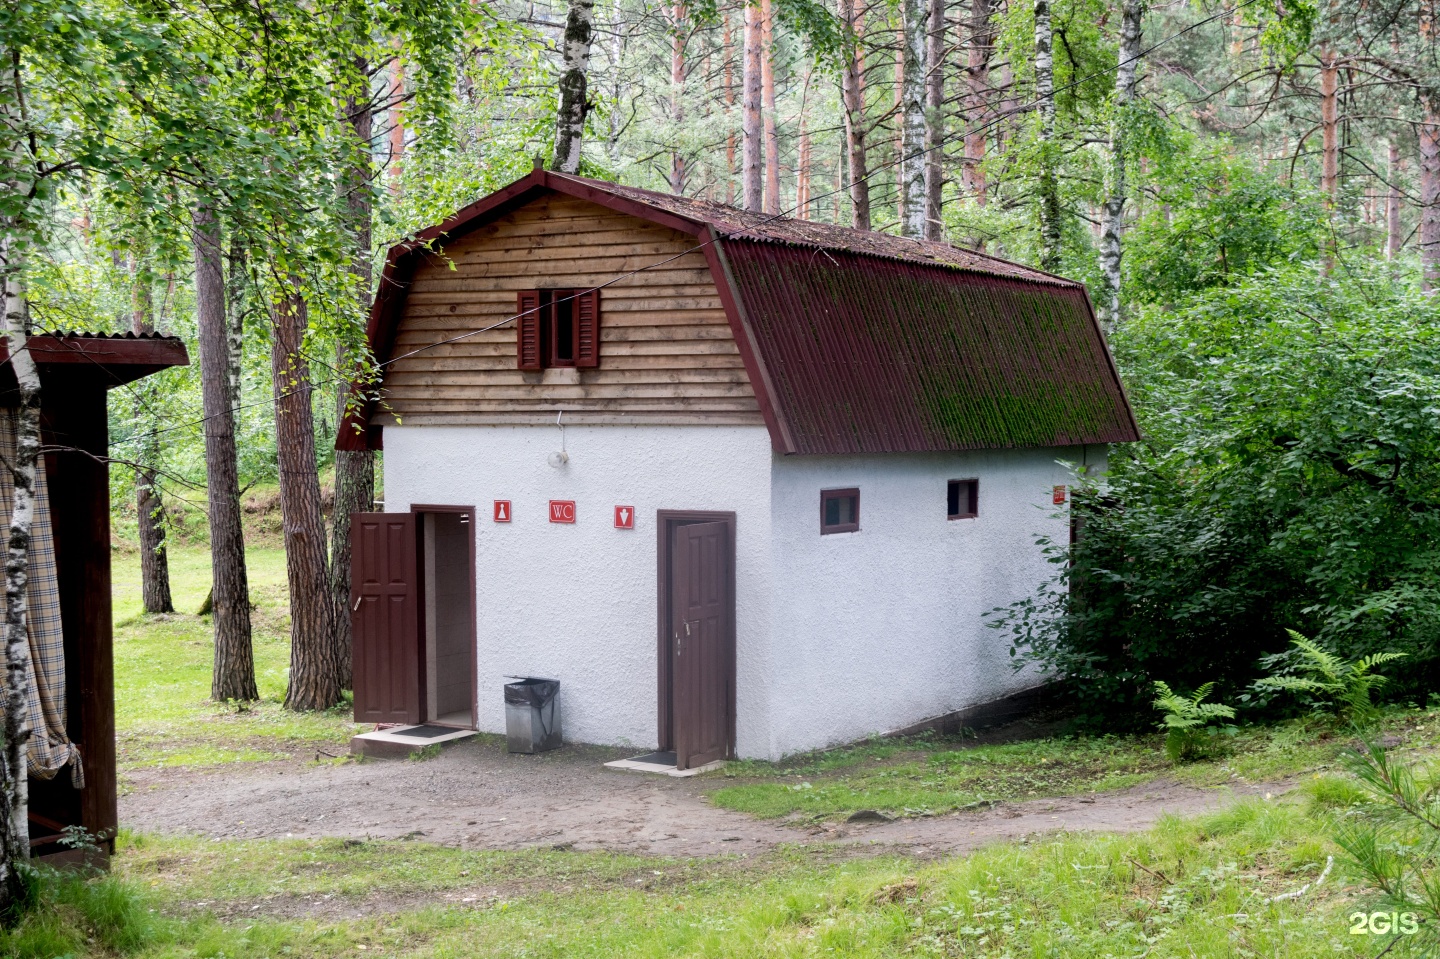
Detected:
left=614, top=505, right=635, bottom=529
left=548, top=500, right=576, bottom=524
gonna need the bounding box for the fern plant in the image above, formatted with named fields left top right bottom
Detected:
left=1152, top=681, right=1237, bottom=762
left=1252, top=630, right=1405, bottom=723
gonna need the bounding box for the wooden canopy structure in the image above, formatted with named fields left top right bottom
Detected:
left=0, top=332, right=190, bottom=865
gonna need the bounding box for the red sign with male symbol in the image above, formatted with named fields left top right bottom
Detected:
left=614, top=505, right=635, bottom=529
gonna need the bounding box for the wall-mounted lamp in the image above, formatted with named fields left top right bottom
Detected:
left=549, top=411, right=569, bottom=468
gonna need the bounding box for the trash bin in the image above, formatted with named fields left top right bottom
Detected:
left=504, top=678, right=562, bottom=753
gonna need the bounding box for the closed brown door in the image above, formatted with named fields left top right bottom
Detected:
left=670, top=521, right=730, bottom=769
left=351, top=513, right=422, bottom=724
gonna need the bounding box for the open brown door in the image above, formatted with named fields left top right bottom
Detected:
left=670, top=521, right=732, bottom=769
left=351, top=512, right=422, bottom=724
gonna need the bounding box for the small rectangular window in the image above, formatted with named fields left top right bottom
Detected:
left=948, top=479, right=978, bottom=520
left=517, top=288, right=601, bottom=370
left=821, top=488, right=860, bottom=534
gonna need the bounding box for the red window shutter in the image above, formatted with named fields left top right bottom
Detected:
left=517, top=290, right=542, bottom=371
left=575, top=288, right=600, bottom=368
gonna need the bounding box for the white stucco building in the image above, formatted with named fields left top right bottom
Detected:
left=343, top=170, right=1138, bottom=767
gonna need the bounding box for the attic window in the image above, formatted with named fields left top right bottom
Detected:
left=948, top=479, right=978, bottom=520
left=517, top=288, right=600, bottom=370
left=820, top=488, right=859, bottom=534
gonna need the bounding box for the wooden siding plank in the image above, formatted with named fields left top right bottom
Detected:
left=383, top=198, right=755, bottom=416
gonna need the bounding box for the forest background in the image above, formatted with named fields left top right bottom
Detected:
left=6, top=0, right=1440, bottom=745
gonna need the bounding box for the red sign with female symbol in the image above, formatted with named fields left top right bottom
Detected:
left=549, top=500, right=576, bottom=523
left=614, top=505, right=635, bottom=529
left=493, top=500, right=511, bottom=522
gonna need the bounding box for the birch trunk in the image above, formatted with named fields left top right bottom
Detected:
left=671, top=2, right=687, bottom=193
left=1099, top=0, right=1142, bottom=328
left=922, top=0, right=945, bottom=240
left=761, top=0, right=780, bottom=214
left=225, top=240, right=246, bottom=414
left=964, top=0, right=991, bottom=210
left=193, top=204, right=257, bottom=702
left=271, top=287, right=341, bottom=712
left=899, top=0, right=928, bottom=237
left=1423, top=100, right=1440, bottom=292
left=332, top=62, right=376, bottom=691
left=1388, top=141, right=1403, bottom=260
left=742, top=0, right=764, bottom=211
left=552, top=0, right=596, bottom=174
left=1034, top=0, right=1061, bottom=270
left=130, top=248, right=173, bottom=614
left=0, top=231, right=35, bottom=902
left=839, top=0, right=872, bottom=229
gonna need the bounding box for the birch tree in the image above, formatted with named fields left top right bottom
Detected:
left=1034, top=0, right=1062, bottom=270
left=922, top=0, right=945, bottom=240
left=129, top=242, right=174, bottom=614
left=1098, top=0, right=1143, bottom=327
left=898, top=0, right=929, bottom=237
left=761, top=0, right=781, bottom=213
left=553, top=0, right=596, bottom=173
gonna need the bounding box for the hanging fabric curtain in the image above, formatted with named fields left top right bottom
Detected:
left=0, top=405, right=82, bottom=786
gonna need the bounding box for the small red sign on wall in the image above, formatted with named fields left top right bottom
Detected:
left=614, top=505, right=635, bottom=529
left=493, top=500, right=512, bottom=522
left=549, top=500, right=576, bottom=524
left=1052, top=485, right=1068, bottom=506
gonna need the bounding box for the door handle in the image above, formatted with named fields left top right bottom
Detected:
left=352, top=595, right=363, bottom=612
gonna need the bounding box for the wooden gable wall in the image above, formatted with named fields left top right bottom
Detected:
left=377, top=195, right=762, bottom=427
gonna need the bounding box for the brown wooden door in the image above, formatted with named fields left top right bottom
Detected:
left=670, top=521, right=730, bottom=769
left=351, top=513, right=422, bottom=724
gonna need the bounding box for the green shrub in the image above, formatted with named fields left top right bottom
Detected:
left=992, top=264, right=1440, bottom=727
left=1152, top=681, right=1237, bottom=762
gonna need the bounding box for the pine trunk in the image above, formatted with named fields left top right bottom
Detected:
left=923, top=0, right=945, bottom=240
left=1034, top=0, right=1061, bottom=271
left=1098, top=0, right=1142, bottom=328
left=0, top=229, right=35, bottom=907
left=1388, top=141, right=1403, bottom=260
left=192, top=204, right=257, bottom=702
left=724, top=12, right=738, bottom=205
left=797, top=123, right=812, bottom=218
left=671, top=2, right=687, bottom=193
left=742, top=0, right=764, bottom=211
left=1423, top=100, right=1440, bottom=292
left=761, top=0, right=780, bottom=213
left=331, top=63, right=376, bottom=692
left=964, top=0, right=991, bottom=213
left=1319, top=47, right=1339, bottom=271
left=899, top=0, right=928, bottom=237
left=552, top=0, right=596, bottom=174
left=387, top=60, right=406, bottom=186
left=130, top=248, right=173, bottom=614
left=271, top=288, right=340, bottom=712
left=839, top=0, right=872, bottom=229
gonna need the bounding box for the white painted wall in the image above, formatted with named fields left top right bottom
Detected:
left=383, top=424, right=776, bottom=756
left=764, top=446, right=1103, bottom=757
left=385, top=424, right=1102, bottom=761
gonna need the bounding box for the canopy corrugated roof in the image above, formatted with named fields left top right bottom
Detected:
left=342, top=170, right=1139, bottom=454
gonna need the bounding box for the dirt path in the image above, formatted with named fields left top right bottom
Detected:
left=121, top=736, right=1283, bottom=860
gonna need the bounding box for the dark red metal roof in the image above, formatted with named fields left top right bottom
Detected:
left=0, top=332, right=189, bottom=388
left=716, top=241, right=1138, bottom=453
left=340, top=169, right=1139, bottom=454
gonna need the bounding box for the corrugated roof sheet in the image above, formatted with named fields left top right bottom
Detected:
left=719, top=241, right=1139, bottom=454
left=562, top=175, right=1070, bottom=285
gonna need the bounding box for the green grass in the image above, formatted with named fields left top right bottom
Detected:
left=708, top=711, right=1440, bottom=821
left=112, top=545, right=359, bottom=773
left=2, top=797, right=1375, bottom=957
